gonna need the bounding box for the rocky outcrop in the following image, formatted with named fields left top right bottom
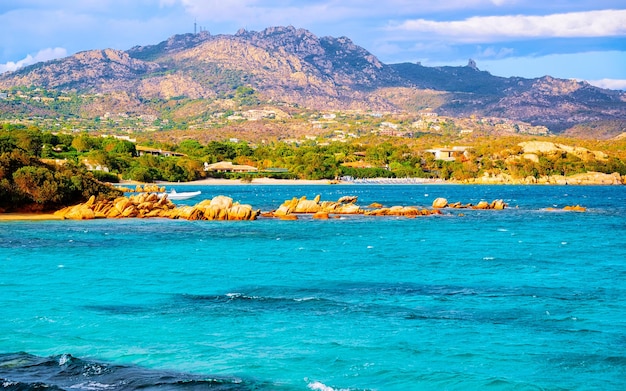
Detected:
left=537, top=172, right=623, bottom=185
left=467, top=171, right=623, bottom=185
left=272, top=195, right=362, bottom=216
left=270, top=194, right=491, bottom=218
left=54, top=194, right=259, bottom=221
left=519, top=141, right=608, bottom=161
left=364, top=206, right=442, bottom=217
left=432, top=197, right=507, bottom=210
left=52, top=193, right=512, bottom=222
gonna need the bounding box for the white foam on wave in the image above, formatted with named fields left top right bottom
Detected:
left=58, top=353, right=71, bottom=365
left=70, top=381, right=116, bottom=390
left=307, top=380, right=352, bottom=391
left=294, top=297, right=317, bottom=302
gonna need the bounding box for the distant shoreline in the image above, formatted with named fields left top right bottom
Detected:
left=154, top=178, right=345, bottom=186
left=129, top=177, right=450, bottom=187
left=0, top=175, right=621, bottom=221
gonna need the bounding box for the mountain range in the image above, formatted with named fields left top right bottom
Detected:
left=1, top=25, right=625, bottom=136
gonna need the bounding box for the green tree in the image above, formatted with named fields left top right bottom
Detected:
left=177, top=139, right=205, bottom=156
left=12, top=166, right=60, bottom=204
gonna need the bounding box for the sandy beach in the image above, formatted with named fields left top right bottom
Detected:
left=152, top=177, right=344, bottom=186
left=0, top=213, right=63, bottom=221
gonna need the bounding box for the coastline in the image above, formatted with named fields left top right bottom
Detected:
left=0, top=213, right=63, bottom=221
left=153, top=177, right=343, bottom=186
left=143, top=171, right=624, bottom=187
left=1, top=173, right=621, bottom=221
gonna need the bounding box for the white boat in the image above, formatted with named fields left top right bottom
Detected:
left=158, top=189, right=202, bottom=201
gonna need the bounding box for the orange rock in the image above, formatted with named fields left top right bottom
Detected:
left=432, top=198, right=448, bottom=208
left=294, top=199, right=320, bottom=213
left=228, top=204, right=257, bottom=220
left=210, top=195, right=233, bottom=210
left=563, top=205, right=586, bottom=212
left=312, top=211, right=330, bottom=219
left=491, top=199, right=507, bottom=210
left=64, top=204, right=96, bottom=220
left=279, top=214, right=298, bottom=220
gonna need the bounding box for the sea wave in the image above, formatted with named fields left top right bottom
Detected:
left=0, top=352, right=263, bottom=391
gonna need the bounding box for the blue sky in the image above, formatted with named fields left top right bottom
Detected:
left=1, top=0, right=625, bottom=90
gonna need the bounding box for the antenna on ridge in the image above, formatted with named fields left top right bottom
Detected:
left=194, top=18, right=197, bottom=34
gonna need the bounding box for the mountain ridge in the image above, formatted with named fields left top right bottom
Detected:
left=1, top=25, right=625, bottom=135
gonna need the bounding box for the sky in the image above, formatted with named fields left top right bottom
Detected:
left=1, top=0, right=625, bottom=90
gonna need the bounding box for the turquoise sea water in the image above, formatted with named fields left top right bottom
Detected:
left=1, top=185, right=625, bottom=390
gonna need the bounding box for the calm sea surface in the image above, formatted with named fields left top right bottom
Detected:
left=1, top=185, right=625, bottom=390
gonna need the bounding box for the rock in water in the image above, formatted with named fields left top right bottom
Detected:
left=432, top=198, right=448, bottom=208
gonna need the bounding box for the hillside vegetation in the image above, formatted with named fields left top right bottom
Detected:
left=1, top=122, right=624, bottom=213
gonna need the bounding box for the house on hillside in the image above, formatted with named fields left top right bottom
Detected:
left=425, top=146, right=471, bottom=161
left=136, top=146, right=185, bottom=157
left=204, top=161, right=258, bottom=173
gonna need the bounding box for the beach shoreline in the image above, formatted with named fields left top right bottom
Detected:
left=153, top=177, right=345, bottom=186
left=0, top=213, right=63, bottom=221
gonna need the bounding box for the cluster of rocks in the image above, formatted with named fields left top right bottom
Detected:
left=54, top=194, right=259, bottom=221
left=431, top=197, right=507, bottom=210
left=265, top=195, right=446, bottom=219
left=53, top=193, right=513, bottom=221
left=271, top=195, right=361, bottom=217
left=363, top=206, right=442, bottom=217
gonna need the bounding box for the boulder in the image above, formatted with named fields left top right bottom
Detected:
left=294, top=199, right=321, bottom=213
left=273, top=205, right=293, bottom=216
left=63, top=204, right=96, bottom=220
left=114, top=197, right=132, bottom=214
left=491, top=199, right=507, bottom=210
left=563, top=205, right=586, bottom=212
left=210, top=195, right=233, bottom=210
left=432, top=197, right=448, bottom=208
left=228, top=204, right=258, bottom=220
left=334, top=203, right=361, bottom=214
left=84, top=195, right=96, bottom=207
left=312, top=211, right=330, bottom=219
left=338, top=196, right=358, bottom=204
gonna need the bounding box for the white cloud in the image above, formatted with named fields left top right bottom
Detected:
left=476, top=46, right=515, bottom=59
left=390, top=9, right=626, bottom=42
left=587, top=79, right=626, bottom=91
left=0, top=47, right=67, bottom=74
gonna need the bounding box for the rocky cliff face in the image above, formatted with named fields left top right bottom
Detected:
left=1, top=49, right=162, bottom=92
left=393, top=63, right=626, bottom=132
left=1, top=26, right=625, bottom=134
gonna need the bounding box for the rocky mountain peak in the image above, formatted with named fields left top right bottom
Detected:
left=1, top=26, right=625, bottom=136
